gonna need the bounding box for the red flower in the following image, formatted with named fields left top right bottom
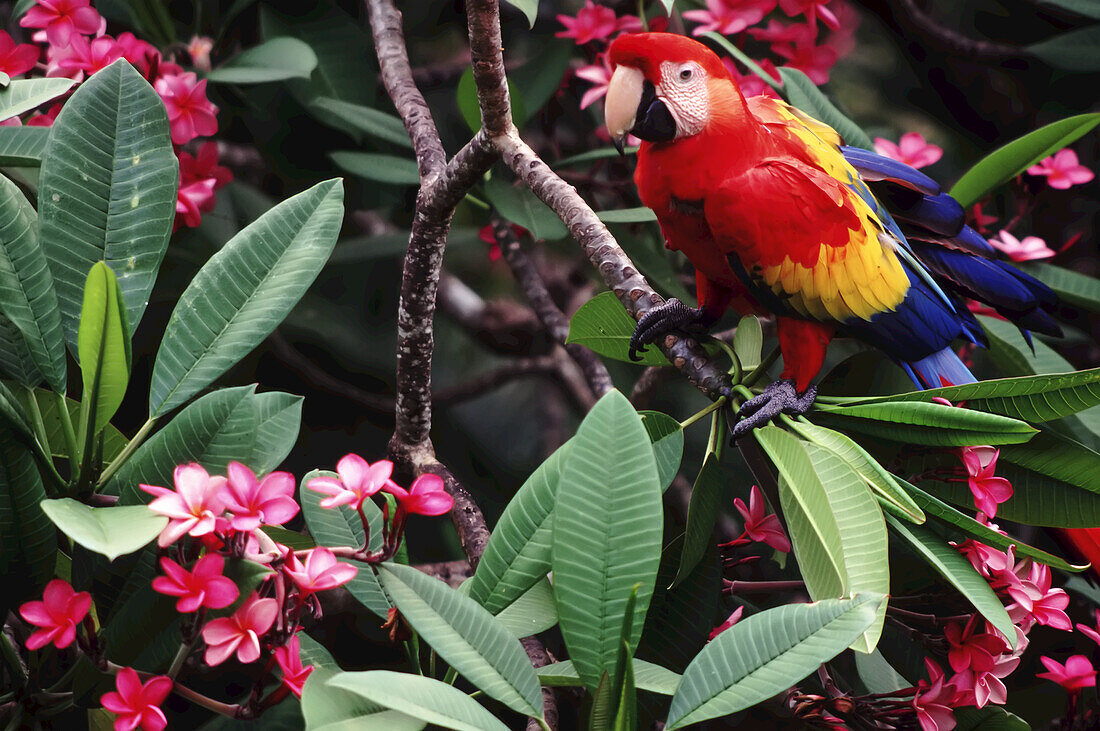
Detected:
left=307, top=453, right=396, bottom=511
left=872, top=132, right=943, bottom=170
left=944, top=617, right=1007, bottom=675
left=556, top=1, right=642, bottom=45
left=115, top=32, right=160, bottom=76
left=141, top=463, right=228, bottom=547
left=708, top=606, right=743, bottom=641
left=100, top=667, right=172, bottom=731
left=778, top=0, right=840, bottom=31
left=1037, top=655, right=1097, bottom=692
left=201, top=593, right=278, bottom=666
left=175, top=141, right=232, bottom=230
left=912, top=659, right=957, bottom=731
left=733, top=484, right=791, bottom=553
left=220, top=462, right=298, bottom=532
left=151, top=554, right=239, bottom=613
left=27, top=103, right=62, bottom=127
left=154, top=71, right=218, bottom=145
left=0, top=31, right=39, bottom=77
left=1027, top=149, right=1094, bottom=190
left=273, top=635, right=314, bottom=698
left=55, top=34, right=123, bottom=76
left=773, top=37, right=838, bottom=84
left=284, top=546, right=359, bottom=597
left=683, top=0, right=777, bottom=36
left=18, top=579, right=92, bottom=651
left=20, top=0, right=102, bottom=48
left=385, top=473, right=455, bottom=516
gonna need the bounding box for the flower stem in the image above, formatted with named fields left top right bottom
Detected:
left=96, top=417, right=157, bottom=489
left=679, top=396, right=726, bottom=430
left=51, top=391, right=79, bottom=476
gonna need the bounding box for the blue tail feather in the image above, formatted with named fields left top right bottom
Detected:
left=903, top=347, right=977, bottom=389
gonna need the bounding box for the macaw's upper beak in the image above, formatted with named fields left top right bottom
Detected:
left=604, top=64, right=677, bottom=153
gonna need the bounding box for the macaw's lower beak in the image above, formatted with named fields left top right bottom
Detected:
left=604, top=64, right=677, bottom=152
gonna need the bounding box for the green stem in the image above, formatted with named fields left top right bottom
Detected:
left=443, top=666, right=458, bottom=685
left=96, top=417, right=157, bottom=489
left=637, top=0, right=648, bottom=29
left=713, top=338, right=742, bottom=383
left=51, top=392, right=78, bottom=475
left=464, top=192, right=490, bottom=210
left=403, top=636, right=423, bottom=675
left=537, top=719, right=552, bottom=731
left=743, top=346, right=781, bottom=389
left=23, top=388, right=51, bottom=460
left=0, top=632, right=25, bottom=688
left=167, top=640, right=192, bottom=680
left=679, top=396, right=726, bottom=430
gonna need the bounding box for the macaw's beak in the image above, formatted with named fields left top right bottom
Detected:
left=604, top=65, right=677, bottom=153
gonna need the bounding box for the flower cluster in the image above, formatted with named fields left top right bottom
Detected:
left=9, top=0, right=230, bottom=230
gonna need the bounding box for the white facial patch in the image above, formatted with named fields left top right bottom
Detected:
left=658, top=60, right=709, bottom=138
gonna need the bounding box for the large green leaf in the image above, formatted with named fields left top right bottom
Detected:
left=776, top=67, right=875, bottom=150
left=0, top=77, right=74, bottom=120
left=1029, top=24, right=1100, bottom=72
left=639, top=410, right=683, bottom=491
left=492, top=577, right=558, bottom=638
left=596, top=208, right=658, bottom=223
left=551, top=390, right=663, bottom=692
left=672, top=455, right=725, bottom=588
left=309, top=98, right=413, bottom=149
left=885, top=514, right=1014, bottom=644
left=77, top=262, right=131, bottom=438
left=0, top=173, right=65, bottom=392
left=246, top=391, right=303, bottom=474
left=665, top=594, right=884, bottom=729
left=812, top=400, right=1037, bottom=446
left=377, top=563, right=545, bottom=720
left=949, top=113, right=1100, bottom=207
left=38, top=59, right=177, bottom=348
left=301, top=668, right=424, bottom=731
left=0, top=428, right=56, bottom=614
left=566, top=291, right=670, bottom=367
left=733, top=315, right=763, bottom=371
left=954, top=706, right=1030, bottom=730
left=299, top=469, right=389, bottom=619
left=40, top=499, right=165, bottom=562
left=484, top=174, right=568, bottom=242
left=999, top=428, right=1100, bottom=495
left=331, top=152, right=419, bottom=186
left=1025, top=263, right=1100, bottom=313
left=0, top=313, right=42, bottom=387
left=324, top=671, right=510, bottom=731
left=149, top=179, right=343, bottom=416
left=503, top=0, right=538, bottom=27
left=537, top=659, right=681, bottom=695
left=0, top=126, right=49, bottom=166
left=206, top=37, right=318, bottom=84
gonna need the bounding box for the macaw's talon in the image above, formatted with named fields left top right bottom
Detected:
left=730, top=379, right=817, bottom=440
left=628, top=298, right=708, bottom=362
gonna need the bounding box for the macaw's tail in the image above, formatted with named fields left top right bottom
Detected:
left=902, top=346, right=977, bottom=389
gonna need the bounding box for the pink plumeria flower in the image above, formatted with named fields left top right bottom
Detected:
left=708, top=606, right=744, bottom=641
left=284, top=546, right=359, bottom=597
left=1038, top=655, right=1097, bottom=692
left=733, top=484, right=791, bottom=553
left=56, top=34, right=123, bottom=76
left=722, top=57, right=781, bottom=98
left=1027, top=149, right=1094, bottom=190
left=1004, top=560, right=1071, bottom=630
left=187, top=35, right=214, bottom=72
left=576, top=53, right=613, bottom=110
left=175, top=141, right=232, bottom=230
left=912, top=659, right=957, bottom=731
left=20, top=0, right=102, bottom=48
left=959, top=447, right=1012, bottom=518
left=0, top=31, right=39, bottom=77
left=151, top=554, right=239, bottom=613
left=1077, top=609, right=1100, bottom=647
left=220, top=462, right=298, bottom=532
left=684, top=0, right=777, bottom=36
left=154, top=71, right=218, bottom=146
left=773, top=37, right=838, bottom=84
left=274, top=635, right=314, bottom=698
left=141, top=463, right=228, bottom=548
left=988, top=230, right=1055, bottom=262
left=778, top=0, right=840, bottom=31
left=244, top=529, right=290, bottom=565
left=556, top=1, right=641, bottom=45
left=944, top=617, right=1007, bottom=675
left=100, top=667, right=172, bottom=731
left=873, top=132, right=943, bottom=170
left=307, top=453, right=396, bottom=511
left=384, top=473, right=455, bottom=516
left=201, top=593, right=278, bottom=666
left=114, top=32, right=160, bottom=76
left=18, top=579, right=92, bottom=651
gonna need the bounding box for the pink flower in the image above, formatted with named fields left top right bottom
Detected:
left=0, top=32, right=39, bottom=77
left=988, top=230, right=1055, bottom=262
left=284, top=546, right=358, bottom=597
left=201, top=593, right=278, bottom=666
left=912, top=659, right=957, bottom=731
left=154, top=71, right=218, bottom=145
left=733, top=484, right=791, bottom=552
left=1077, top=609, right=1100, bottom=647
left=556, top=1, right=641, bottom=44
left=778, top=0, right=840, bottom=31
left=27, top=103, right=62, bottom=127
left=115, top=32, right=160, bottom=76
left=56, top=34, right=123, bottom=76
left=307, top=453, right=396, bottom=511
left=748, top=19, right=814, bottom=44
left=724, top=57, right=781, bottom=98
left=20, top=0, right=102, bottom=48
left=141, top=463, right=228, bottom=547
left=773, top=37, right=838, bottom=84
left=873, top=132, right=943, bottom=170
left=708, top=606, right=744, bottom=640
left=100, top=667, right=172, bottom=731
left=944, top=618, right=1007, bottom=675
left=243, top=529, right=290, bottom=565
left=219, top=462, right=298, bottom=532
left=187, top=35, right=214, bottom=72
left=273, top=635, right=314, bottom=698
left=1037, top=655, right=1097, bottom=692
left=151, top=554, right=239, bottom=613
left=1003, top=560, right=1071, bottom=630
left=1027, top=149, right=1094, bottom=190
left=175, top=141, right=232, bottom=230
left=684, top=0, right=777, bottom=36
left=384, top=473, right=455, bottom=516
left=958, top=446, right=1012, bottom=518
left=575, top=53, right=613, bottom=110
left=18, top=579, right=92, bottom=651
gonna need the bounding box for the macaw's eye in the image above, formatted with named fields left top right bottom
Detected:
left=680, top=68, right=693, bottom=81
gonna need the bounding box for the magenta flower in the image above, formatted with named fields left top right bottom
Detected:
left=1077, top=609, right=1100, bottom=646
left=960, top=448, right=1012, bottom=519
left=684, top=0, right=777, bottom=36
left=219, top=462, right=298, bottom=532
left=274, top=635, right=314, bottom=698
left=1038, top=655, right=1097, bottom=692
left=1027, top=149, right=1094, bottom=189
left=708, top=606, right=744, bottom=641
left=575, top=53, right=613, bottom=110
left=944, top=618, right=1007, bottom=675
left=175, top=141, right=232, bottom=230
left=0, top=32, right=39, bottom=77
left=733, top=484, right=791, bottom=553
left=114, top=32, right=160, bottom=76
left=141, top=463, right=228, bottom=547
left=912, top=659, right=957, bottom=731
left=385, top=473, right=455, bottom=516
left=873, top=132, right=943, bottom=170
left=988, top=230, right=1055, bottom=262
left=56, top=34, right=123, bottom=76
left=307, top=453, right=396, bottom=511
left=773, top=37, right=838, bottom=84
left=100, top=667, right=172, bottom=731
left=778, top=0, right=840, bottom=30
left=151, top=554, right=239, bottom=613
left=556, top=1, right=641, bottom=45
left=20, top=0, right=102, bottom=48
left=1003, top=559, right=1071, bottom=630
left=201, top=593, right=278, bottom=666
left=284, top=546, right=359, bottom=597
left=18, top=579, right=92, bottom=651
left=154, top=71, right=218, bottom=145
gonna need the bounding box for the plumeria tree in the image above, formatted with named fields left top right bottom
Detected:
left=0, top=0, right=1099, bottom=729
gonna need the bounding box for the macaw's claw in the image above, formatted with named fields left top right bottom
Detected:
left=729, top=379, right=817, bottom=440
left=628, top=298, right=708, bottom=362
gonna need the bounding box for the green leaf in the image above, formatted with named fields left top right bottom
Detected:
left=733, top=315, right=762, bottom=371
left=639, top=410, right=683, bottom=491
left=552, top=147, right=637, bottom=168
left=302, top=667, right=425, bottom=731
left=13, top=388, right=126, bottom=461
left=309, top=98, right=412, bottom=149
left=672, top=455, right=725, bottom=588
left=885, top=514, right=1015, bottom=645
left=0, top=126, right=49, bottom=166
left=954, top=706, right=1030, bottom=731
left=40, top=499, right=166, bottom=562
left=537, top=659, right=681, bottom=695
left=854, top=650, right=909, bottom=694
left=776, top=67, right=874, bottom=150
left=299, top=469, right=389, bottom=619
left=503, top=0, right=538, bottom=27
left=484, top=174, right=568, bottom=242
left=149, top=179, right=343, bottom=416
left=39, top=59, right=177, bottom=348
left=492, top=577, right=558, bottom=638
left=0, top=314, right=42, bottom=388
left=246, top=391, right=303, bottom=474
left=999, top=428, right=1100, bottom=496
left=261, top=525, right=315, bottom=552
left=0, top=172, right=66, bottom=392
left=551, top=390, right=663, bottom=692
left=456, top=68, right=526, bottom=132
left=0, top=378, right=33, bottom=441
left=0, top=428, right=56, bottom=613
left=1029, top=24, right=1100, bottom=72
left=378, top=563, right=545, bottom=720
left=567, top=292, right=670, bottom=366
left=1035, top=0, right=1100, bottom=19
left=666, top=594, right=885, bottom=729
left=207, top=37, right=318, bottom=84
left=0, top=77, right=74, bottom=121
left=1024, top=263, right=1100, bottom=313
left=324, top=670, right=510, bottom=731
left=77, top=263, right=131, bottom=437
left=949, top=113, right=1100, bottom=207
left=812, top=400, right=1037, bottom=446
left=330, top=151, right=419, bottom=186
left=596, top=208, right=657, bottom=223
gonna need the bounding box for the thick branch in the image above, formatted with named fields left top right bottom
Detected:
left=466, top=0, right=512, bottom=135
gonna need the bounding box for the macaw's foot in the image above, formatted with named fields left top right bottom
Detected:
left=729, top=379, right=817, bottom=440
left=629, top=298, right=709, bottom=362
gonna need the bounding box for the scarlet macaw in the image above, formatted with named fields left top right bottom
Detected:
left=603, top=33, right=1060, bottom=436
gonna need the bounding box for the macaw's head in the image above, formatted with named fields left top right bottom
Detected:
left=605, top=32, right=735, bottom=151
